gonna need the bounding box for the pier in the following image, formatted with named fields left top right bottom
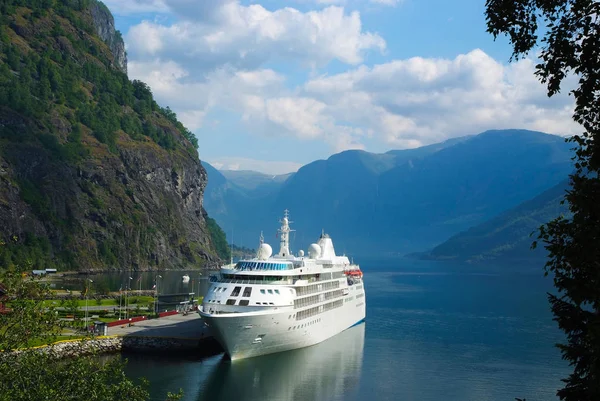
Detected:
left=109, top=312, right=209, bottom=340
left=111, top=313, right=222, bottom=356
left=32, top=313, right=223, bottom=359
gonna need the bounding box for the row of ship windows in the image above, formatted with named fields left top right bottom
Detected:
left=231, top=299, right=274, bottom=306
left=206, top=299, right=250, bottom=306
left=235, top=261, right=293, bottom=271
left=288, top=318, right=321, bottom=330
left=220, top=274, right=286, bottom=282
left=355, top=285, right=363, bottom=290
left=208, top=298, right=279, bottom=307
left=295, top=280, right=340, bottom=296
left=212, top=285, right=289, bottom=298
left=296, top=299, right=344, bottom=321
left=212, top=282, right=344, bottom=298
left=212, top=286, right=252, bottom=297
left=218, top=272, right=344, bottom=284
left=356, top=293, right=364, bottom=299
left=345, top=296, right=354, bottom=302
left=294, top=289, right=344, bottom=309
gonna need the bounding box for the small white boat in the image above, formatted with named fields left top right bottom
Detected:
left=182, top=274, right=190, bottom=283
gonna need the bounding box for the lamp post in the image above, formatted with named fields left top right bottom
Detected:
left=198, top=272, right=203, bottom=302
left=154, top=275, right=162, bottom=315
left=126, top=276, right=133, bottom=319
left=118, top=285, right=122, bottom=320
left=84, top=279, right=93, bottom=332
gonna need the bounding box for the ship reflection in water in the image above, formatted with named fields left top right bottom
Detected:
left=199, top=322, right=365, bottom=401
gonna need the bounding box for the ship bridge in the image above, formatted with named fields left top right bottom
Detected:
left=235, top=261, right=294, bottom=271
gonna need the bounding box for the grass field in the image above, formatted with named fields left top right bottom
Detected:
left=26, top=335, right=84, bottom=347
left=42, top=296, right=155, bottom=308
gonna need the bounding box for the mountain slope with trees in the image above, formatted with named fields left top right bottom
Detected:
left=424, top=180, right=570, bottom=262
left=0, top=0, right=224, bottom=271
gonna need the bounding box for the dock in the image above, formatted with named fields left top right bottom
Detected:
left=110, top=313, right=223, bottom=357
left=29, top=313, right=224, bottom=359
left=108, top=313, right=209, bottom=339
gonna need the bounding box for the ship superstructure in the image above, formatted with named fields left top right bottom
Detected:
left=199, top=210, right=366, bottom=360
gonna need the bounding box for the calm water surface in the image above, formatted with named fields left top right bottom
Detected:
left=118, top=257, right=566, bottom=401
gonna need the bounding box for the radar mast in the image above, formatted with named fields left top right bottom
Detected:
left=277, top=209, right=295, bottom=257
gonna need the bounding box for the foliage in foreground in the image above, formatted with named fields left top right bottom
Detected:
left=0, top=352, right=150, bottom=401
left=486, top=0, right=600, bottom=400
left=0, top=271, right=182, bottom=401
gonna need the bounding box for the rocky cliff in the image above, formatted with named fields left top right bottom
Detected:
left=0, top=0, right=222, bottom=271
left=89, top=0, right=127, bottom=74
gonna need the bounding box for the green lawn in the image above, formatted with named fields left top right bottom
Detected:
left=42, top=296, right=155, bottom=308
left=27, top=335, right=85, bottom=347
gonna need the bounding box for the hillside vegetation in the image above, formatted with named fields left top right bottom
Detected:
left=0, top=0, right=225, bottom=270
left=425, top=180, right=570, bottom=262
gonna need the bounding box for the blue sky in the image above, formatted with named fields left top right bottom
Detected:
left=103, top=0, right=576, bottom=174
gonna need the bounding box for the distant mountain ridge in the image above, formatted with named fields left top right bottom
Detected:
left=203, top=129, right=574, bottom=256
left=220, top=170, right=293, bottom=192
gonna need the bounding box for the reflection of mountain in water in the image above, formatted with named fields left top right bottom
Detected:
left=198, top=323, right=365, bottom=401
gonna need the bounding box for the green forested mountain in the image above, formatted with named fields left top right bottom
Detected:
left=0, top=0, right=224, bottom=270
left=424, top=180, right=570, bottom=263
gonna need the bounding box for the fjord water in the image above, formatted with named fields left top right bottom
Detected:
left=121, top=257, right=566, bottom=401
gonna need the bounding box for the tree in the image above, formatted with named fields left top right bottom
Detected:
left=0, top=271, right=62, bottom=350
left=64, top=296, right=80, bottom=322
left=485, top=1, right=600, bottom=400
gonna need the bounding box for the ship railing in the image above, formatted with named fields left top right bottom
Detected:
left=216, top=274, right=341, bottom=285
left=217, top=278, right=294, bottom=285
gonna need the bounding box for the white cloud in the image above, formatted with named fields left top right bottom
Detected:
left=119, top=1, right=578, bottom=157
left=296, top=0, right=347, bottom=4
left=370, top=0, right=401, bottom=5
left=125, top=2, right=386, bottom=71
left=206, top=157, right=302, bottom=175
left=302, top=49, right=578, bottom=147
left=129, top=48, right=578, bottom=155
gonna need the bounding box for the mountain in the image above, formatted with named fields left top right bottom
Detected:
left=220, top=170, right=293, bottom=192
left=203, top=130, right=573, bottom=255
left=424, top=180, right=570, bottom=262
left=0, top=0, right=223, bottom=271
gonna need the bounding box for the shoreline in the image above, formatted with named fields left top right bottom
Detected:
left=46, top=267, right=220, bottom=277
left=11, top=335, right=222, bottom=359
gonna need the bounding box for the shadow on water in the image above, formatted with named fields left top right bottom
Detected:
left=197, top=323, right=366, bottom=401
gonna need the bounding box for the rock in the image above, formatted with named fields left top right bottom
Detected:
left=89, top=1, right=127, bottom=74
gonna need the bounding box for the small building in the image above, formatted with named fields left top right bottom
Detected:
left=32, top=270, right=47, bottom=276
left=45, top=268, right=57, bottom=274
left=93, top=321, right=108, bottom=336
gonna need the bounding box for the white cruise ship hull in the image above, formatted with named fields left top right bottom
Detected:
left=200, top=284, right=366, bottom=360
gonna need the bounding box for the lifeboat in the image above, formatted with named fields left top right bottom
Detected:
left=345, top=270, right=363, bottom=278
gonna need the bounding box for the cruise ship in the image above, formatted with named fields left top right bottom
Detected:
left=199, top=210, right=366, bottom=360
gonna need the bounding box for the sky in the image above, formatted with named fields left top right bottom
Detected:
left=102, top=0, right=579, bottom=174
